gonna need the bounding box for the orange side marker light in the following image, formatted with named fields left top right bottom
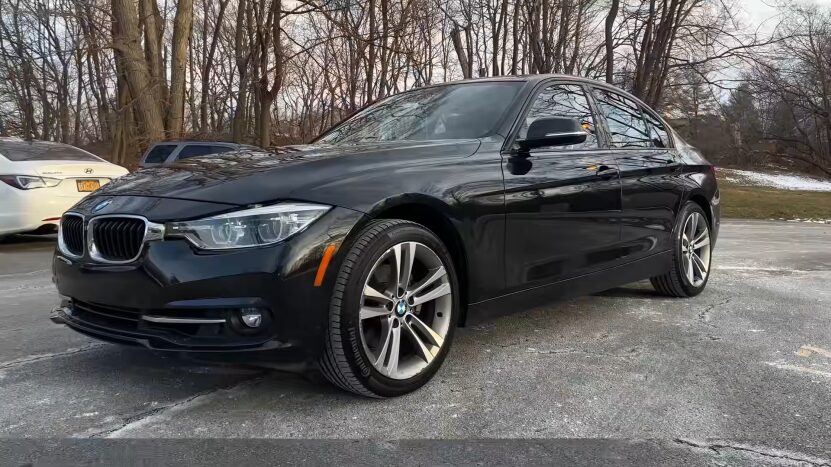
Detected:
left=314, top=244, right=337, bottom=287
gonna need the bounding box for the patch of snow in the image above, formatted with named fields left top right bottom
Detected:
left=720, top=168, right=831, bottom=192
left=785, top=218, right=831, bottom=224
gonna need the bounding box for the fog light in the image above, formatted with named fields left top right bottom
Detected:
left=239, top=308, right=263, bottom=328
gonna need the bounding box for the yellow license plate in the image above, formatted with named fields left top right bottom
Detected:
left=76, top=179, right=100, bottom=192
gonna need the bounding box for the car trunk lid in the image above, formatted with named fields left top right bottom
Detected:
left=27, top=161, right=127, bottom=179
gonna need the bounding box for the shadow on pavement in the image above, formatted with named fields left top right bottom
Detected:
left=591, top=284, right=662, bottom=298
left=0, top=234, right=58, bottom=251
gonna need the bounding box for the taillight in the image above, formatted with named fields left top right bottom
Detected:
left=0, top=175, right=61, bottom=190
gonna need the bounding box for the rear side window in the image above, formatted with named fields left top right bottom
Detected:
left=592, top=89, right=651, bottom=148
left=177, top=145, right=232, bottom=160
left=642, top=110, right=671, bottom=148
left=143, top=145, right=177, bottom=164
left=518, top=83, right=598, bottom=150
left=0, top=140, right=103, bottom=162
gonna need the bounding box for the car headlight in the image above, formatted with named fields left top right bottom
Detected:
left=0, top=175, right=61, bottom=189
left=165, top=202, right=331, bottom=250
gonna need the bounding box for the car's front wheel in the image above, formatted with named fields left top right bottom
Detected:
left=319, top=220, right=459, bottom=397
left=651, top=202, right=712, bottom=297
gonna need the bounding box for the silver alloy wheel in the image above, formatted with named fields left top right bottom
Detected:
left=359, top=241, right=452, bottom=380
left=681, top=211, right=711, bottom=287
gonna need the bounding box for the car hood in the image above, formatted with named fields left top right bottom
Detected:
left=94, top=140, right=480, bottom=207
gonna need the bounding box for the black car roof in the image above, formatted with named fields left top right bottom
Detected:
left=410, top=74, right=650, bottom=109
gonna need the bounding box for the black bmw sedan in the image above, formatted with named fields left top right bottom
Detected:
left=51, top=75, right=719, bottom=397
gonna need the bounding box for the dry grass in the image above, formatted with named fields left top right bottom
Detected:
left=717, top=179, right=831, bottom=220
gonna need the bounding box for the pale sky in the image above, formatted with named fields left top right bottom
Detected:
left=739, top=0, right=831, bottom=32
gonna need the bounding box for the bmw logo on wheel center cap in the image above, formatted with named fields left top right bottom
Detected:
left=395, top=301, right=408, bottom=317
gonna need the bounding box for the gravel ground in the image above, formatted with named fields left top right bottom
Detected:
left=1, top=220, right=829, bottom=464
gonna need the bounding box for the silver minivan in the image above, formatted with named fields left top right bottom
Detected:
left=138, top=141, right=259, bottom=168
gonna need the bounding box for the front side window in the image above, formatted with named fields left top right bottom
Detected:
left=592, top=89, right=651, bottom=148
left=177, top=145, right=232, bottom=160
left=143, top=144, right=177, bottom=164
left=317, top=82, right=523, bottom=145
left=518, top=83, right=598, bottom=150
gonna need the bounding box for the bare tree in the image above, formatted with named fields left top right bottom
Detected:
left=0, top=0, right=821, bottom=175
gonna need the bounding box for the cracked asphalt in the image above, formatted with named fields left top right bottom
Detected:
left=1, top=220, right=830, bottom=464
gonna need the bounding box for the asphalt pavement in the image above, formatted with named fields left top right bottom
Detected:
left=1, top=220, right=830, bottom=465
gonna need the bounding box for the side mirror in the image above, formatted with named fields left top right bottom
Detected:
left=516, top=117, right=588, bottom=154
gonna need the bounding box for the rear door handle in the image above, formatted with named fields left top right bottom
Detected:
left=664, top=159, right=683, bottom=173
left=595, top=164, right=619, bottom=177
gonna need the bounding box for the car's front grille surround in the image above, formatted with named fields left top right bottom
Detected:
left=57, top=212, right=164, bottom=264
left=59, top=214, right=85, bottom=257
left=89, top=216, right=147, bottom=263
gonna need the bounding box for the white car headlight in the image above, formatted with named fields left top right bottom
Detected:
left=166, top=202, right=331, bottom=250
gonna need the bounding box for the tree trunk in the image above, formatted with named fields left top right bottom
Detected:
left=258, top=94, right=274, bottom=148
left=167, top=0, right=194, bottom=138
left=231, top=0, right=250, bottom=142
left=200, top=0, right=230, bottom=132
left=111, top=0, right=165, bottom=145
left=139, top=0, right=167, bottom=107
left=604, top=0, right=619, bottom=83
left=450, top=25, right=470, bottom=79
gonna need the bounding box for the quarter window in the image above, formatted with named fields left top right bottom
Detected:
left=592, top=89, right=651, bottom=148
left=518, top=83, right=598, bottom=150
left=642, top=110, right=670, bottom=148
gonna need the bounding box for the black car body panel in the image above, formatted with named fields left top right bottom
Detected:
left=96, top=140, right=483, bottom=208
left=52, top=74, right=720, bottom=367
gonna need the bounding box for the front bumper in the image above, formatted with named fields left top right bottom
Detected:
left=50, top=298, right=292, bottom=352
left=51, top=199, right=365, bottom=362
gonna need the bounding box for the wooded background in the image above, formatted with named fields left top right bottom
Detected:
left=0, top=0, right=829, bottom=175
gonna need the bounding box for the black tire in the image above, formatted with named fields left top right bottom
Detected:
left=651, top=202, right=712, bottom=297
left=318, top=219, right=459, bottom=397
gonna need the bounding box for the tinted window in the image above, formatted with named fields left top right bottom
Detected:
left=143, top=144, right=177, bottom=164
left=592, top=89, right=651, bottom=148
left=518, top=83, right=598, bottom=150
left=642, top=110, right=670, bottom=148
left=317, top=82, right=523, bottom=144
left=0, top=140, right=103, bottom=162
left=177, top=145, right=232, bottom=160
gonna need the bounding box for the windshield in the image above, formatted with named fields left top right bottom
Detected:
left=318, top=81, right=524, bottom=145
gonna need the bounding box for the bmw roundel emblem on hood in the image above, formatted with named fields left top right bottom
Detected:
left=91, top=199, right=112, bottom=213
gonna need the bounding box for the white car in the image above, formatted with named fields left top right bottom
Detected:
left=0, top=138, right=129, bottom=238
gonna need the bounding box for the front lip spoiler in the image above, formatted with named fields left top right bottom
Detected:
left=50, top=305, right=285, bottom=353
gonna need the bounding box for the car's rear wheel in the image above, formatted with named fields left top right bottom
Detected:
left=319, top=219, right=459, bottom=397
left=651, top=202, right=712, bottom=297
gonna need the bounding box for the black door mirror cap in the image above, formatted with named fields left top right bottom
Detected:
left=516, top=117, right=588, bottom=154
